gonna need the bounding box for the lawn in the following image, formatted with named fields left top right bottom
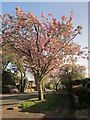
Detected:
left=16, top=92, right=89, bottom=118
left=18, top=93, right=75, bottom=114
left=17, top=92, right=76, bottom=114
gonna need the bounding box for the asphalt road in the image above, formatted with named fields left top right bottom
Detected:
left=0, top=92, right=38, bottom=110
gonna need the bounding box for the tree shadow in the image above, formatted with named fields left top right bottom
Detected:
left=19, top=93, right=77, bottom=118
left=2, top=93, right=38, bottom=100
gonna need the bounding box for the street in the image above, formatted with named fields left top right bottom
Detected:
left=0, top=92, right=38, bottom=110
left=1, top=92, right=46, bottom=119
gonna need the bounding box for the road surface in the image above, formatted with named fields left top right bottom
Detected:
left=0, top=92, right=38, bottom=110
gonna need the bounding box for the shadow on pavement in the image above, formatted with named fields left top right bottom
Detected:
left=2, top=93, right=38, bottom=100
left=19, top=93, right=77, bottom=119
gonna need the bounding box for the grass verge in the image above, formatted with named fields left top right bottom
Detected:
left=17, top=92, right=67, bottom=113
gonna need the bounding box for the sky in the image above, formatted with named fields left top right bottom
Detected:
left=88, top=2, right=90, bottom=77
left=1, top=2, right=89, bottom=77
left=0, top=0, right=90, bottom=2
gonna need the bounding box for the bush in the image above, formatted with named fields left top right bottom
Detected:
left=5, top=84, right=17, bottom=88
left=2, top=84, right=18, bottom=93
left=49, top=83, right=54, bottom=90
left=73, top=86, right=88, bottom=103
left=2, top=71, right=15, bottom=85
left=61, top=81, right=73, bottom=93
left=72, top=80, right=82, bottom=85
left=2, top=70, right=20, bottom=85
left=45, top=82, right=55, bottom=90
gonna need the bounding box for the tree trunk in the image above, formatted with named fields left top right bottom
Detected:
left=19, top=69, right=26, bottom=93
left=38, top=82, right=44, bottom=100
left=20, top=79, right=24, bottom=92
left=34, top=74, right=44, bottom=100
left=35, top=80, right=38, bottom=91
left=20, top=73, right=24, bottom=93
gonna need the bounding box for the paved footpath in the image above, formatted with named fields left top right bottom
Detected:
left=2, top=109, right=45, bottom=119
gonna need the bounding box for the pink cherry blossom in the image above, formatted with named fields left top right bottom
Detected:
left=61, top=16, right=67, bottom=21
left=1, top=7, right=88, bottom=96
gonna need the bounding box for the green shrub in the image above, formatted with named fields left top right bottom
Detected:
left=73, top=86, right=88, bottom=103
left=2, top=70, right=20, bottom=85
left=2, top=84, right=18, bottom=93
left=45, top=82, right=55, bottom=90
left=72, top=80, right=82, bottom=85
left=49, top=83, right=54, bottom=90
left=4, top=84, right=17, bottom=89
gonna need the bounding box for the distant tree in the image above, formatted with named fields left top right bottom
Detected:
left=59, top=64, right=86, bottom=81
left=2, top=44, right=27, bottom=92
left=2, top=70, right=18, bottom=85
left=41, top=75, right=50, bottom=90
left=59, top=64, right=86, bottom=93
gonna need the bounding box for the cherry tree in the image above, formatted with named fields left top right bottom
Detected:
left=1, top=7, right=87, bottom=99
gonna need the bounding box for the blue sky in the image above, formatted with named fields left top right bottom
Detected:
left=2, top=2, right=88, bottom=46
left=2, top=2, right=88, bottom=76
left=1, top=0, right=89, bottom=2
